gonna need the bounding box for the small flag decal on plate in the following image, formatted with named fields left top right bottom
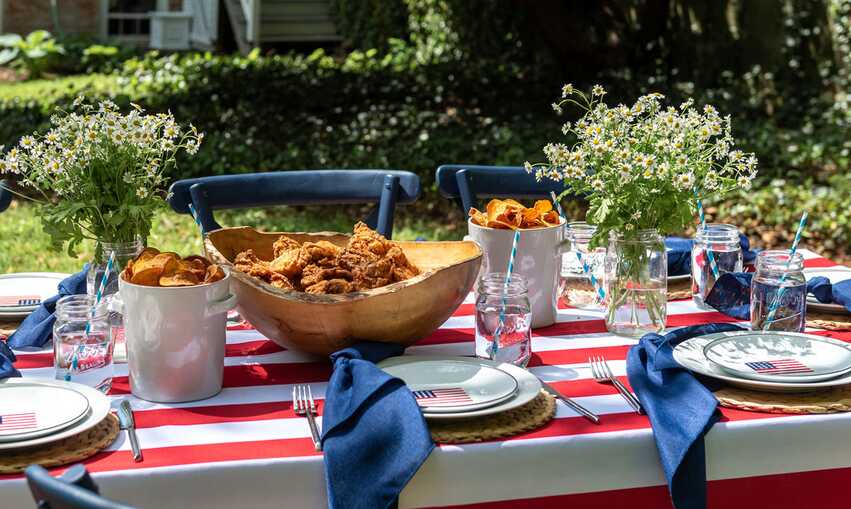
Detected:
left=745, top=359, right=813, bottom=374
left=412, top=388, right=473, bottom=407
left=0, top=412, right=37, bottom=432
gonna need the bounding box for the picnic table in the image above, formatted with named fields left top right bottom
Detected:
left=2, top=249, right=850, bottom=508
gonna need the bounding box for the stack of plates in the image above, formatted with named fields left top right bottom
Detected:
left=804, top=267, right=851, bottom=315
left=673, top=330, right=851, bottom=393
left=377, top=356, right=542, bottom=420
left=0, top=272, right=69, bottom=320
left=0, top=378, right=111, bottom=450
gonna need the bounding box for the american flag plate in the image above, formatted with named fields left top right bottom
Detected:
left=0, top=382, right=90, bottom=442
left=702, top=331, right=851, bottom=383
left=378, top=356, right=527, bottom=416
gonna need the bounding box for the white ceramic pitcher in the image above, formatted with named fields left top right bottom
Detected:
left=467, top=219, right=565, bottom=328
left=114, top=270, right=237, bottom=403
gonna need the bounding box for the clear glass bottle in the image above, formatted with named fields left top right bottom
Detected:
left=559, top=222, right=606, bottom=309
left=692, top=223, right=743, bottom=309
left=53, top=295, right=114, bottom=393
left=750, top=250, right=806, bottom=332
left=475, top=273, right=532, bottom=367
left=604, top=229, right=667, bottom=337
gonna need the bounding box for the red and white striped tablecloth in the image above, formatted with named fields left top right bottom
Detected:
left=3, top=249, right=851, bottom=508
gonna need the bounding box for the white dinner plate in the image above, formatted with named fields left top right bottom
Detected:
left=0, top=378, right=111, bottom=450
left=378, top=356, right=541, bottom=420
left=0, top=272, right=68, bottom=317
left=0, top=383, right=90, bottom=442
left=703, top=331, right=851, bottom=383
left=379, top=357, right=518, bottom=413
left=804, top=267, right=851, bottom=315
left=673, top=332, right=851, bottom=393
left=668, top=274, right=691, bottom=283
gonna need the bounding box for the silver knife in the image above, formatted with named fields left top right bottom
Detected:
left=538, top=378, right=601, bottom=424
left=118, top=399, right=143, bottom=462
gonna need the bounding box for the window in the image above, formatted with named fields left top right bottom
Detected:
left=106, top=0, right=157, bottom=41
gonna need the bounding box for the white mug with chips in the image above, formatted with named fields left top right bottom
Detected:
left=115, top=269, right=237, bottom=403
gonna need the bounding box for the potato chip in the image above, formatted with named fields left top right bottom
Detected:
left=121, top=250, right=223, bottom=288
left=160, top=270, right=200, bottom=287
left=470, top=198, right=565, bottom=230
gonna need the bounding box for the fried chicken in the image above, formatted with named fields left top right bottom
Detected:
left=232, top=223, right=419, bottom=294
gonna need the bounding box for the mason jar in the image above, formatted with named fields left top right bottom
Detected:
left=750, top=250, right=806, bottom=332
left=53, top=295, right=114, bottom=393
left=604, top=229, right=667, bottom=337
left=87, top=238, right=145, bottom=298
left=692, top=223, right=743, bottom=309
left=475, top=273, right=532, bottom=367
left=559, top=222, right=606, bottom=309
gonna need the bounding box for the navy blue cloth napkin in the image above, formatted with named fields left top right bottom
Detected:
left=665, top=234, right=756, bottom=276
left=627, top=323, right=745, bottom=509
left=705, top=273, right=851, bottom=319
left=322, top=342, right=434, bottom=509
left=808, top=277, right=851, bottom=313
left=7, top=266, right=88, bottom=349
left=0, top=340, right=21, bottom=379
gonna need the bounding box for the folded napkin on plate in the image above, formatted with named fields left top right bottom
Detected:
left=666, top=234, right=756, bottom=277
left=627, top=323, right=745, bottom=509
left=322, top=342, right=434, bottom=509
left=705, top=273, right=851, bottom=319
left=7, top=266, right=88, bottom=349
left=807, top=277, right=851, bottom=313
left=0, top=340, right=21, bottom=379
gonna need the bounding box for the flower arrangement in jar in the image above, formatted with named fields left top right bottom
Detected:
left=0, top=97, right=203, bottom=295
left=526, top=85, right=757, bottom=336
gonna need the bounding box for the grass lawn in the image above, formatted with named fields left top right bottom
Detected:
left=0, top=201, right=465, bottom=273
left=0, top=74, right=120, bottom=100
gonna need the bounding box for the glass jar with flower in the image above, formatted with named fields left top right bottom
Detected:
left=0, top=98, right=203, bottom=297
left=527, top=85, right=758, bottom=337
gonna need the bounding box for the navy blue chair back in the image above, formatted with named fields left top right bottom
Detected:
left=435, top=165, right=568, bottom=213
left=0, top=180, right=12, bottom=213
left=25, top=464, right=137, bottom=509
left=168, top=170, right=421, bottom=239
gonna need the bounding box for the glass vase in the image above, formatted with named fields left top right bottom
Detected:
left=87, top=238, right=145, bottom=298
left=604, top=229, right=667, bottom=337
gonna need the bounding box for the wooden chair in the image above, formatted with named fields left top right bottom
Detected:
left=25, top=464, right=137, bottom=509
left=435, top=164, right=568, bottom=213
left=0, top=180, right=12, bottom=213
left=168, top=170, right=421, bottom=239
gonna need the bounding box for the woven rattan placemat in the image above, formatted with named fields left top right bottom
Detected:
left=0, top=413, right=120, bottom=474
left=715, top=385, right=851, bottom=415
left=806, top=311, right=851, bottom=331
left=428, top=390, right=556, bottom=444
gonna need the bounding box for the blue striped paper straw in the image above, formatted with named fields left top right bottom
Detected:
left=188, top=203, right=203, bottom=229
left=762, top=211, right=808, bottom=329
left=492, top=229, right=521, bottom=358
left=67, top=251, right=115, bottom=381
left=550, top=192, right=605, bottom=301
left=695, top=191, right=720, bottom=279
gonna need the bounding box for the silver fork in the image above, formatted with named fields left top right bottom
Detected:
left=293, top=385, right=322, bottom=451
left=589, top=356, right=643, bottom=414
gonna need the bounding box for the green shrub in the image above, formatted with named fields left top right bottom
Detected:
left=0, top=30, right=65, bottom=79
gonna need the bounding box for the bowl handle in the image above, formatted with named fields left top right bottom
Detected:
left=207, top=293, right=237, bottom=317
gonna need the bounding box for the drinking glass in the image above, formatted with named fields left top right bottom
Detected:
left=559, top=222, right=606, bottom=309
left=53, top=295, right=115, bottom=393
left=692, top=223, right=743, bottom=309
left=750, top=250, right=806, bottom=332
left=475, top=273, right=532, bottom=367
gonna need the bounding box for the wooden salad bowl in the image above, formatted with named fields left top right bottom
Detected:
left=204, top=227, right=483, bottom=356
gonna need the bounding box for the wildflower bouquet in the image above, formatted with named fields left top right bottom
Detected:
left=0, top=99, right=203, bottom=259
left=526, top=85, right=757, bottom=335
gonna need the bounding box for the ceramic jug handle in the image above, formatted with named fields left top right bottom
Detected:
left=107, top=294, right=124, bottom=314
left=207, top=293, right=237, bottom=317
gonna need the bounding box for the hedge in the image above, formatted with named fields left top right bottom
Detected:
left=0, top=47, right=849, bottom=261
